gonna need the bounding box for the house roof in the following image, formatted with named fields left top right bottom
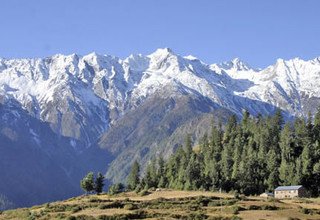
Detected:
left=275, top=185, right=303, bottom=191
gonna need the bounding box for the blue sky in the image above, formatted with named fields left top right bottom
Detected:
left=0, top=0, right=319, bottom=68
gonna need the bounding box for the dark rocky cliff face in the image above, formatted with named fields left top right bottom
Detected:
left=0, top=100, right=112, bottom=209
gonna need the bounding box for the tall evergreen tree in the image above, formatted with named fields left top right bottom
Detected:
left=185, top=134, right=193, bottom=156
left=220, top=137, right=234, bottom=191
left=143, top=160, right=158, bottom=189
left=266, top=149, right=280, bottom=191
left=127, top=160, right=140, bottom=190
left=312, top=162, right=320, bottom=196
left=231, top=134, right=242, bottom=180
left=157, top=155, right=167, bottom=188
left=95, top=172, right=105, bottom=194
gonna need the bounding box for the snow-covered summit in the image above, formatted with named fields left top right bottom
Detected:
left=220, top=58, right=252, bottom=71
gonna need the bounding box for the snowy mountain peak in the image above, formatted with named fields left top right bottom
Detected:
left=123, top=53, right=149, bottom=72
left=148, top=47, right=175, bottom=59
left=147, top=48, right=182, bottom=70
left=275, top=58, right=285, bottom=64
left=184, top=55, right=199, bottom=61
left=219, top=58, right=253, bottom=71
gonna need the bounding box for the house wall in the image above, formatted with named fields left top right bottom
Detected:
left=298, top=188, right=306, bottom=197
left=274, top=189, right=300, bottom=199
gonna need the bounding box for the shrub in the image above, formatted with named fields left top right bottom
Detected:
left=88, top=197, right=102, bottom=203
left=56, top=213, right=68, bottom=219
left=267, top=197, right=279, bottom=203
left=71, top=215, right=95, bottom=220
left=231, top=205, right=243, bottom=214
left=139, top=190, right=149, bottom=196
left=226, top=199, right=238, bottom=206
left=131, top=210, right=148, bottom=218
left=47, top=204, right=69, bottom=212
left=247, top=205, right=261, bottom=210
left=134, top=183, right=143, bottom=193
left=187, top=204, right=201, bottom=211
left=231, top=216, right=242, bottom=220
left=208, top=201, right=219, bottom=207
left=149, top=187, right=156, bottom=191
left=300, top=208, right=312, bottom=214
left=234, top=191, right=240, bottom=200
left=108, top=183, right=125, bottom=195
left=261, top=205, right=278, bottom=210
left=195, top=196, right=211, bottom=207
left=123, top=203, right=137, bottom=210
left=99, top=204, right=109, bottom=209
left=71, top=206, right=82, bottom=213
left=99, top=201, right=124, bottom=209
left=188, top=212, right=208, bottom=220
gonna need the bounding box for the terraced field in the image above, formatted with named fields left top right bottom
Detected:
left=1, top=190, right=320, bottom=220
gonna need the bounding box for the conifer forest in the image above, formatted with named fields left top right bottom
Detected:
left=127, top=110, right=320, bottom=197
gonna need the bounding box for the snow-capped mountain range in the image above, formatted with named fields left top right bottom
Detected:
left=1, top=48, right=320, bottom=209
left=1, top=48, right=320, bottom=140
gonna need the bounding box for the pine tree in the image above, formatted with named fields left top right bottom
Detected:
left=266, top=149, right=280, bottom=191
left=220, top=138, right=234, bottom=191
left=268, top=109, right=283, bottom=154
left=294, top=157, right=303, bottom=184
left=312, top=162, right=320, bottom=196
left=184, top=153, right=202, bottom=190
left=294, top=118, right=310, bottom=157
left=301, top=143, right=313, bottom=176
left=231, top=134, right=242, bottom=180
left=185, top=134, right=193, bottom=156
left=95, top=172, right=105, bottom=194
left=279, top=123, right=295, bottom=162
left=223, top=114, right=237, bottom=143
left=241, top=110, right=250, bottom=136
left=80, top=172, right=95, bottom=194
left=127, top=160, right=140, bottom=190
left=166, top=146, right=186, bottom=189
left=314, top=107, right=320, bottom=139
left=157, top=155, right=167, bottom=188
left=143, top=160, right=158, bottom=189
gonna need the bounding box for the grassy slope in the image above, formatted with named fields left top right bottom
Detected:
left=1, top=190, right=320, bottom=220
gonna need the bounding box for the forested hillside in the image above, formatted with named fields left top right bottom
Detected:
left=128, top=109, right=320, bottom=196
